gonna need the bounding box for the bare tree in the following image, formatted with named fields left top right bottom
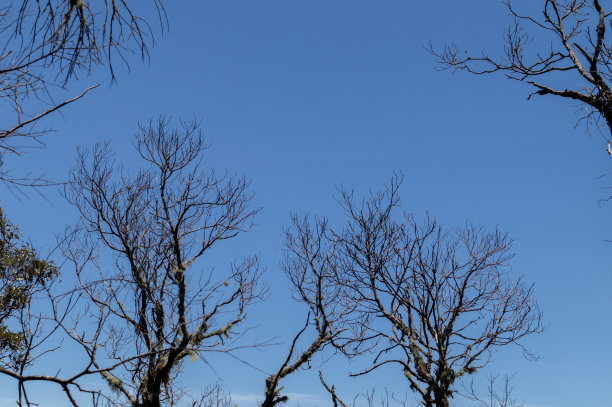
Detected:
left=192, top=382, right=233, bottom=407
left=0, top=4, right=171, bottom=401
left=0, top=0, right=167, bottom=188
left=285, top=175, right=542, bottom=407
left=319, top=372, right=410, bottom=407
left=58, top=116, right=265, bottom=406
left=260, top=214, right=364, bottom=407
left=430, top=1, right=612, bottom=143
left=460, top=374, right=525, bottom=407
left=319, top=371, right=351, bottom=407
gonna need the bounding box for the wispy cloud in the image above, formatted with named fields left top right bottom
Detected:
left=231, top=392, right=261, bottom=404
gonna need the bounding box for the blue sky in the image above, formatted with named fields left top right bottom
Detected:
left=1, top=1, right=611, bottom=406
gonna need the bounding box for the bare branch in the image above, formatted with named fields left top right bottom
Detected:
left=430, top=0, right=612, bottom=140
left=285, top=175, right=542, bottom=407
left=60, top=116, right=265, bottom=406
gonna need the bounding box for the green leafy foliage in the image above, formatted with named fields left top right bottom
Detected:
left=0, top=207, right=57, bottom=364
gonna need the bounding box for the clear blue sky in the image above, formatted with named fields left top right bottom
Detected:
left=1, top=1, right=610, bottom=406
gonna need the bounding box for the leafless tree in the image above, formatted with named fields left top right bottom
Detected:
left=260, top=214, right=365, bottom=407
left=286, top=175, right=542, bottom=407
left=460, top=374, right=525, bottom=407
left=0, top=0, right=167, bottom=188
left=431, top=1, right=612, bottom=143
left=319, top=372, right=410, bottom=407
left=320, top=371, right=351, bottom=407
left=192, top=382, right=233, bottom=407
left=57, top=116, right=265, bottom=406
